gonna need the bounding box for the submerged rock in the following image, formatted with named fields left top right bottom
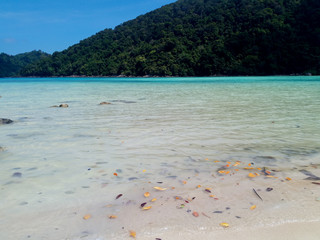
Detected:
left=99, top=101, right=111, bottom=105
left=111, top=100, right=136, bottom=104
left=51, top=104, right=69, bottom=108
left=12, top=172, right=22, bottom=178
left=0, top=118, right=13, bottom=124
left=300, top=169, right=320, bottom=180
left=59, top=104, right=69, bottom=108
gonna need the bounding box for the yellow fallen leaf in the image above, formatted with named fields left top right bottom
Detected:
left=129, top=230, right=136, bottom=238
left=83, top=214, right=91, bottom=220
left=286, top=177, right=292, bottom=181
left=244, top=167, right=254, bottom=170
left=214, top=160, right=220, bottom=163
left=266, top=175, right=277, bottom=178
left=209, top=195, right=215, bottom=198
left=248, top=173, right=256, bottom=178
left=151, top=198, right=157, bottom=202
left=250, top=205, right=256, bottom=210
left=205, top=158, right=209, bottom=161
left=182, top=181, right=187, bottom=184
left=144, top=192, right=150, bottom=197
left=197, top=185, right=202, bottom=188
left=109, top=215, right=117, bottom=219
left=218, top=170, right=225, bottom=174
left=142, top=169, right=146, bottom=173
left=153, top=187, right=167, bottom=191
left=233, top=161, right=241, bottom=166
left=142, top=206, right=152, bottom=210
left=220, top=222, right=229, bottom=228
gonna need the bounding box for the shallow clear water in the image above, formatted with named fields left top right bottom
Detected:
left=0, top=76, right=320, bottom=239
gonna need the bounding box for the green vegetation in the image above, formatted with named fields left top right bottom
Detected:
left=0, top=50, right=49, bottom=77
left=14, top=0, right=320, bottom=76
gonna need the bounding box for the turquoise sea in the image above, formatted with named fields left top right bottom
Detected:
left=1, top=76, right=320, bottom=239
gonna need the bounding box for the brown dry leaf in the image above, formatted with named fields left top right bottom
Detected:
left=205, top=188, right=212, bottom=193
left=144, top=192, right=150, bottom=197
left=129, top=230, right=136, bottom=238
left=109, top=215, right=117, bottom=219
left=220, top=222, right=229, bottom=228
left=202, top=212, right=211, bottom=218
left=266, top=175, right=277, bottom=178
left=250, top=205, right=256, bottom=210
left=116, top=194, right=123, bottom=199
left=153, top=187, right=167, bottom=191
left=83, top=214, right=91, bottom=220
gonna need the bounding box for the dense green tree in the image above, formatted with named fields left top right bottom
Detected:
left=0, top=50, right=49, bottom=77
left=12, top=0, right=320, bottom=77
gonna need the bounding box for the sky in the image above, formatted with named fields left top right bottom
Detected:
left=0, top=0, right=176, bottom=55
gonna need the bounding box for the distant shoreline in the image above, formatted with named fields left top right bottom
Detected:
left=2, top=73, right=317, bottom=79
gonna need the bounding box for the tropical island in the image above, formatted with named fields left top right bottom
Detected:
left=1, top=0, right=319, bottom=77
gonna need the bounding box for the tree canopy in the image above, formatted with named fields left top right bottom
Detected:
left=0, top=51, right=49, bottom=77
left=8, top=0, right=320, bottom=76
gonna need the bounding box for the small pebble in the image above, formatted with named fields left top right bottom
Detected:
left=213, top=211, right=223, bottom=214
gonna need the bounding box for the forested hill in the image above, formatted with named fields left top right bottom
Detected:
left=20, top=0, right=320, bottom=77
left=0, top=51, right=49, bottom=77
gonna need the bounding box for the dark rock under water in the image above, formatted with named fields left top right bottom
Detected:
left=12, top=172, right=22, bottom=178
left=0, top=118, right=13, bottom=124
left=299, top=169, right=320, bottom=181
